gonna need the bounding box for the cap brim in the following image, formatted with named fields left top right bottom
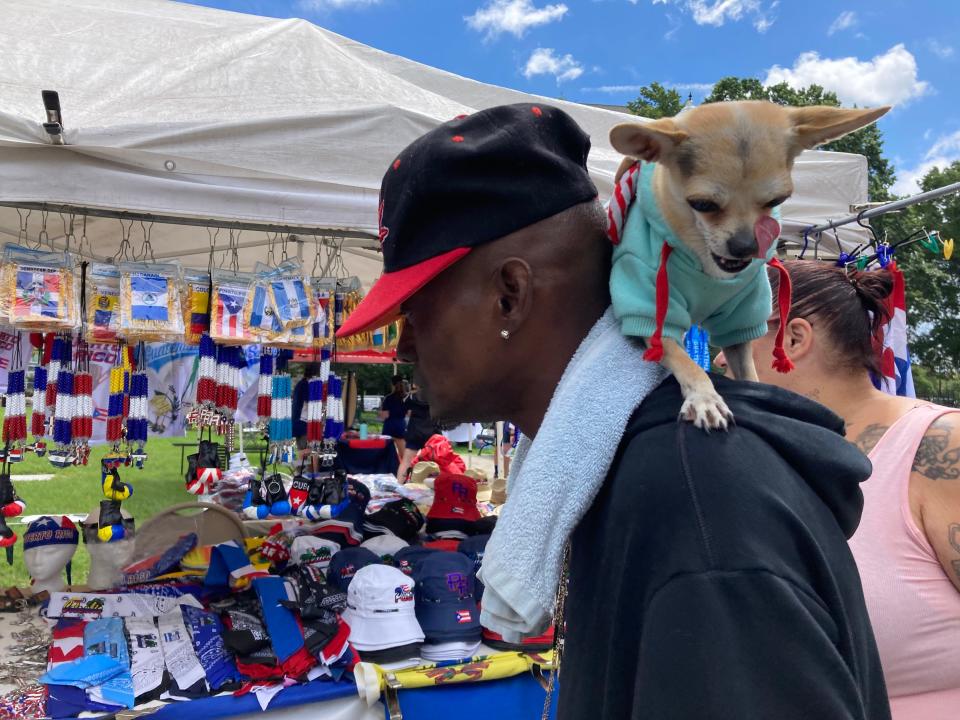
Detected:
left=335, top=247, right=472, bottom=338
left=342, top=608, right=425, bottom=649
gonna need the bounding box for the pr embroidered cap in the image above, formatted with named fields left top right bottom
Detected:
left=328, top=547, right=380, bottom=592
left=427, top=474, right=482, bottom=523
left=413, top=552, right=482, bottom=643
left=341, top=564, right=425, bottom=651
left=335, top=103, right=598, bottom=338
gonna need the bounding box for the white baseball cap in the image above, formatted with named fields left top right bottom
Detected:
left=360, top=534, right=409, bottom=559
left=342, top=564, right=425, bottom=651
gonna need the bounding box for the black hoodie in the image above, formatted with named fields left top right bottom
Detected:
left=558, top=376, right=890, bottom=720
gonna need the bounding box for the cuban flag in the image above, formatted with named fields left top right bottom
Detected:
left=271, top=278, right=310, bottom=325
left=130, top=273, right=170, bottom=322
left=15, top=269, right=60, bottom=318
left=874, top=263, right=915, bottom=398
left=216, top=285, right=247, bottom=339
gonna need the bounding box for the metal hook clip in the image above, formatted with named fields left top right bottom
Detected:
left=79, top=215, right=91, bottom=258
left=114, top=218, right=134, bottom=262
left=37, top=209, right=50, bottom=250
left=138, top=221, right=155, bottom=261
left=15, top=208, right=31, bottom=245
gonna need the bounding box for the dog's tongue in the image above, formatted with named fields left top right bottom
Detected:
left=755, top=216, right=781, bottom=258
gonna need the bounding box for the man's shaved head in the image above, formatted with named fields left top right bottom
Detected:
left=397, top=199, right=611, bottom=435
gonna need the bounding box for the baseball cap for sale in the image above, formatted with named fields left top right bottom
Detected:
left=341, top=564, right=425, bottom=651
left=335, top=103, right=598, bottom=338
left=428, top=474, right=482, bottom=523
left=414, top=552, right=482, bottom=643
left=328, top=547, right=380, bottom=592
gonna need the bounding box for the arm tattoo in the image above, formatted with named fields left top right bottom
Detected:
left=912, top=418, right=960, bottom=481
left=950, top=523, right=960, bottom=554
left=852, top=424, right=889, bottom=455
left=953, top=560, right=960, bottom=584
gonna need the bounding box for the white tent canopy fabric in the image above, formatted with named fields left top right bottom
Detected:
left=0, top=0, right=870, bottom=282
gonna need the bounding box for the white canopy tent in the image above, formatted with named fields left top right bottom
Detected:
left=0, top=0, right=870, bottom=282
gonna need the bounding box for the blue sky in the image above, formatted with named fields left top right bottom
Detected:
left=184, top=0, right=959, bottom=196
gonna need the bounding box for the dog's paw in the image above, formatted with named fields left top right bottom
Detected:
left=678, top=388, right=734, bottom=431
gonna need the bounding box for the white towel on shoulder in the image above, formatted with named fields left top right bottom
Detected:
left=478, top=307, right=667, bottom=641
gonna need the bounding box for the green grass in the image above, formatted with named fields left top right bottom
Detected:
left=0, top=431, right=204, bottom=588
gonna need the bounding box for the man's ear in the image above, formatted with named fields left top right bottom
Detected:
left=788, top=105, right=891, bottom=152
left=609, top=119, right=688, bottom=163
left=494, top=257, right=533, bottom=333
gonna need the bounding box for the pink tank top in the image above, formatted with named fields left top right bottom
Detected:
left=848, top=404, right=960, bottom=719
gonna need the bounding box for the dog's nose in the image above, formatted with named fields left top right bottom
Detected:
left=726, top=227, right=757, bottom=258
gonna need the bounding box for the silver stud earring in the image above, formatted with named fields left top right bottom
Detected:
left=500, top=329, right=510, bottom=340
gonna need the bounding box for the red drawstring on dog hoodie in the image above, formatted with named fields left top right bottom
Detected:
left=608, top=162, right=794, bottom=373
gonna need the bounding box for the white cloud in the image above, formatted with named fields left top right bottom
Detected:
left=928, top=39, right=955, bottom=60
left=297, top=0, right=381, bottom=10
left=466, top=0, right=568, bottom=40
left=688, top=0, right=757, bottom=27
left=892, top=129, right=960, bottom=195
left=827, top=10, right=857, bottom=36
left=650, top=0, right=775, bottom=32
left=764, top=44, right=929, bottom=107
left=523, top=48, right=583, bottom=83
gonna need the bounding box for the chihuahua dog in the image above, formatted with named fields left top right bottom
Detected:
left=608, top=101, right=889, bottom=429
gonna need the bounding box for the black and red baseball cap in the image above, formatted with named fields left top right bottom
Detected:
left=336, top=103, right=598, bottom=338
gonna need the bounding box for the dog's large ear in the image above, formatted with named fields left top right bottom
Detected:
left=609, top=119, right=688, bottom=163
left=788, top=105, right=891, bottom=151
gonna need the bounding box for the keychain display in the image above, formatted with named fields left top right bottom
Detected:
left=305, top=376, right=324, bottom=446
left=119, top=261, right=185, bottom=342
left=214, top=345, right=244, bottom=418
left=70, top=341, right=94, bottom=466
left=182, top=268, right=211, bottom=345
left=197, top=333, right=218, bottom=407
left=127, top=344, right=149, bottom=467
left=50, top=336, right=75, bottom=468
left=324, top=374, right=344, bottom=440
left=269, top=371, right=294, bottom=461
left=0, top=244, right=78, bottom=330
left=30, top=341, right=48, bottom=448
left=85, top=263, right=121, bottom=343
left=44, top=335, right=66, bottom=420
left=2, top=336, right=27, bottom=461
left=257, top=352, right=274, bottom=422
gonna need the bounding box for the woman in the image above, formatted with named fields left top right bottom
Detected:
left=500, top=422, right=520, bottom=478
left=717, top=260, right=960, bottom=718
left=379, top=375, right=408, bottom=458
left=396, top=383, right=440, bottom=482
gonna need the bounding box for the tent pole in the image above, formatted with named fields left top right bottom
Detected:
left=0, top=201, right=379, bottom=245
left=805, top=181, right=960, bottom=234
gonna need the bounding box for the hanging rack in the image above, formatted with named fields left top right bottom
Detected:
left=805, top=180, right=960, bottom=235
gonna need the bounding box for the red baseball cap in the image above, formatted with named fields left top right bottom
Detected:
left=427, top=473, right=482, bottom=523
left=335, top=103, right=597, bottom=339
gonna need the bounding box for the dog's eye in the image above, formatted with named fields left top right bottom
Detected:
left=764, top=196, right=788, bottom=208
left=687, top=199, right=720, bottom=213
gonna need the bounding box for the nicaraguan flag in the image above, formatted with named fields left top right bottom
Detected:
left=130, top=273, right=170, bottom=322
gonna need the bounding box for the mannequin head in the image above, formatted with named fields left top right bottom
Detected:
left=22, top=516, right=78, bottom=595
left=81, top=505, right=136, bottom=590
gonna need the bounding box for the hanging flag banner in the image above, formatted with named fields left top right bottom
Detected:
left=875, top=263, right=916, bottom=398
left=143, top=343, right=199, bottom=437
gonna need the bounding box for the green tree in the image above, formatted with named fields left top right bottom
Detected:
left=625, top=82, right=685, bottom=119
left=628, top=77, right=895, bottom=200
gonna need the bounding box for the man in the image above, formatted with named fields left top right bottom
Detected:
left=337, top=104, right=889, bottom=719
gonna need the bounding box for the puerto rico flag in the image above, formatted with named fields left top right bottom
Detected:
left=456, top=609, right=472, bottom=624
left=216, top=285, right=247, bottom=340
left=271, top=278, right=311, bottom=325
left=874, top=262, right=915, bottom=398
left=129, top=273, right=170, bottom=322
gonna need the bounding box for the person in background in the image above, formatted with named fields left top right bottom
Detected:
left=500, top=422, right=520, bottom=478
left=396, top=383, right=440, bottom=482
left=292, top=363, right=320, bottom=471
left=716, top=259, right=960, bottom=719
left=380, top=374, right=408, bottom=458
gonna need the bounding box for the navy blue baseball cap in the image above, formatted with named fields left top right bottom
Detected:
left=328, top=547, right=380, bottom=591
left=414, top=552, right=482, bottom=642
left=394, top=545, right=441, bottom=578
left=336, top=103, right=598, bottom=338
left=457, top=534, right=490, bottom=602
